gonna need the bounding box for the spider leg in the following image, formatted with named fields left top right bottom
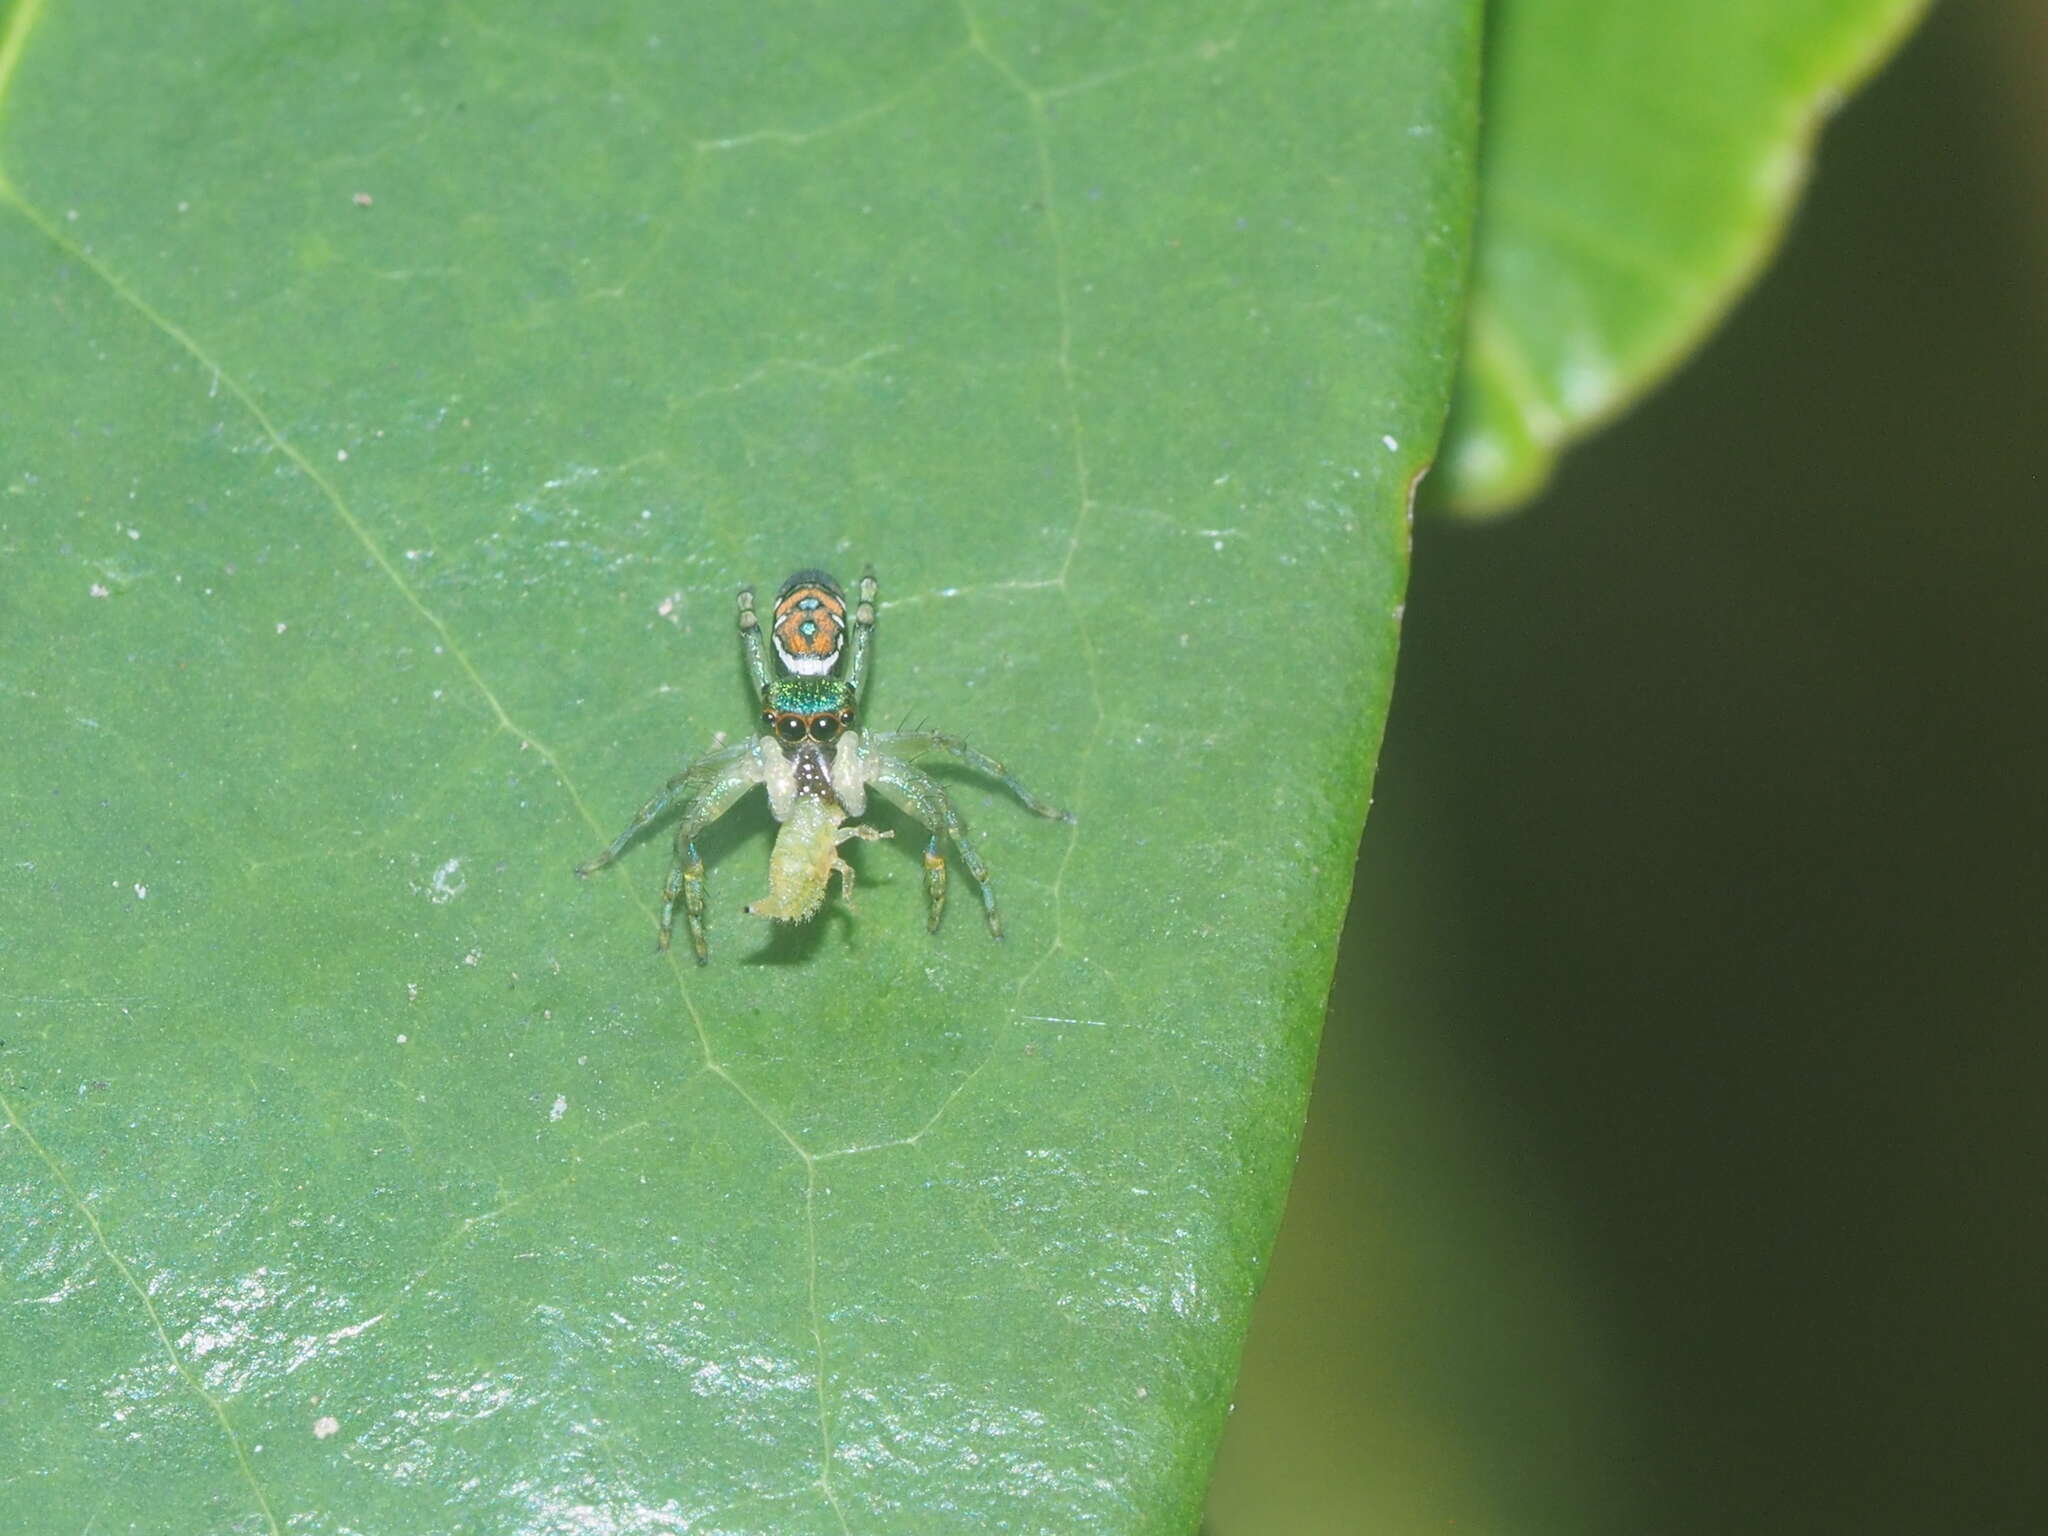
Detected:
left=577, top=741, right=756, bottom=875
left=845, top=565, right=878, bottom=697
left=577, top=740, right=763, bottom=962
left=736, top=583, right=773, bottom=694
left=870, top=755, right=1002, bottom=937
left=866, top=731, right=1074, bottom=823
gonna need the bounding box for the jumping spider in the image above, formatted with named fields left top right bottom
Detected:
left=577, top=566, right=1074, bottom=962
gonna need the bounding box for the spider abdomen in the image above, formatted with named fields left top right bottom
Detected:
left=770, top=570, right=848, bottom=676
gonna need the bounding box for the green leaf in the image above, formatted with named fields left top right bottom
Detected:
left=1440, top=0, right=1929, bottom=513
left=0, top=1, right=1476, bottom=1530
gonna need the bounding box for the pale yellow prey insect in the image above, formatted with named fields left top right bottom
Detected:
left=743, top=791, right=892, bottom=923
left=576, top=566, right=1073, bottom=961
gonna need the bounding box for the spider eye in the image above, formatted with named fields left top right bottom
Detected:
left=810, top=714, right=841, bottom=742
left=776, top=715, right=807, bottom=742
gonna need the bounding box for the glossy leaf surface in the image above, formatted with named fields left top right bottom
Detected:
left=0, top=1, right=1476, bottom=1530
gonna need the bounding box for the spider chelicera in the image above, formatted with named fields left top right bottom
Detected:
left=576, top=566, right=1074, bottom=962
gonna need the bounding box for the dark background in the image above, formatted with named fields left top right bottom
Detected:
left=1209, top=2, right=2047, bottom=1529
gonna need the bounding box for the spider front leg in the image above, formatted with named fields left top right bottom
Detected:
left=577, top=740, right=762, bottom=962
left=868, top=755, right=1010, bottom=937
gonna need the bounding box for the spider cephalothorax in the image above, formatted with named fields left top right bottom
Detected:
left=577, top=565, right=1073, bottom=962
left=761, top=674, right=856, bottom=747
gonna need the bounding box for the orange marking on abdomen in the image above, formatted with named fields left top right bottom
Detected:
left=772, top=582, right=848, bottom=668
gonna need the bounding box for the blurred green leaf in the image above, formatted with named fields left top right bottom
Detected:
left=1441, top=0, right=1929, bottom=513
left=0, top=1, right=1476, bottom=1529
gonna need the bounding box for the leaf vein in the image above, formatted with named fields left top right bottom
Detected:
left=0, top=194, right=842, bottom=1495
left=0, top=1090, right=282, bottom=1535
left=0, top=0, right=50, bottom=155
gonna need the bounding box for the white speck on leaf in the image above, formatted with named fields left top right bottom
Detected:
left=1382, top=434, right=1399, bottom=451
left=313, top=1416, right=340, bottom=1439
left=550, top=1095, right=567, bottom=1122
left=89, top=583, right=109, bottom=598
left=429, top=858, right=466, bottom=904
left=133, top=883, right=147, bottom=899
